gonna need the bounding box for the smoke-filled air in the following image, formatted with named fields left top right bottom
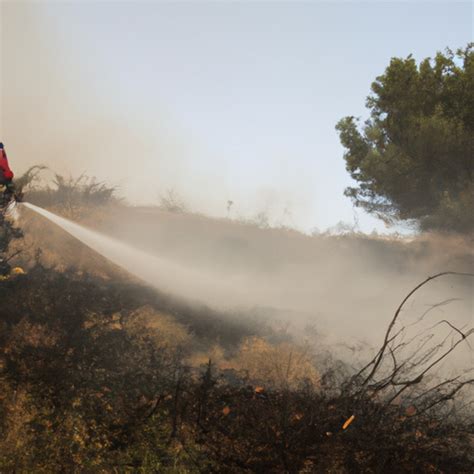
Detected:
left=1, top=2, right=473, bottom=472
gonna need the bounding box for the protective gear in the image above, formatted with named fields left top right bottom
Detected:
left=0, top=146, right=14, bottom=183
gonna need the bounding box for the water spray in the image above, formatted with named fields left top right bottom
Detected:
left=22, top=202, right=241, bottom=306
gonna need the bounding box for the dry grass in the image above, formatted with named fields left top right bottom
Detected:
left=225, top=336, right=320, bottom=390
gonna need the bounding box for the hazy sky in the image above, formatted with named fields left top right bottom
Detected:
left=1, top=1, right=472, bottom=232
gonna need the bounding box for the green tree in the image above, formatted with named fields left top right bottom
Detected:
left=336, top=44, right=473, bottom=232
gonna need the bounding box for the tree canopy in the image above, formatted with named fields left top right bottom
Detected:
left=336, top=44, right=473, bottom=233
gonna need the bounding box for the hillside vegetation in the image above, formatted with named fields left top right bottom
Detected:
left=0, top=176, right=472, bottom=472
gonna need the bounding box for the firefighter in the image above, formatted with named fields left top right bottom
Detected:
left=0, top=143, right=15, bottom=199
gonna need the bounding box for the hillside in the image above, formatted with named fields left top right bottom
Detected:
left=0, top=200, right=472, bottom=472
left=20, top=202, right=474, bottom=344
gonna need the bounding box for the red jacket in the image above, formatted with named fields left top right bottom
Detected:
left=0, top=149, right=14, bottom=180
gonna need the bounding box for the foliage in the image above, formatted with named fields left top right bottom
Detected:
left=0, top=263, right=473, bottom=472
left=18, top=169, right=119, bottom=219
left=13, top=165, right=48, bottom=193
left=228, top=336, right=320, bottom=390
left=159, top=189, right=187, bottom=213
left=336, top=44, right=473, bottom=233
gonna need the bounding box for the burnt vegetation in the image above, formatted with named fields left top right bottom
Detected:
left=17, top=167, right=120, bottom=220
left=0, top=214, right=473, bottom=471
left=0, top=262, right=473, bottom=472
left=0, top=171, right=472, bottom=472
